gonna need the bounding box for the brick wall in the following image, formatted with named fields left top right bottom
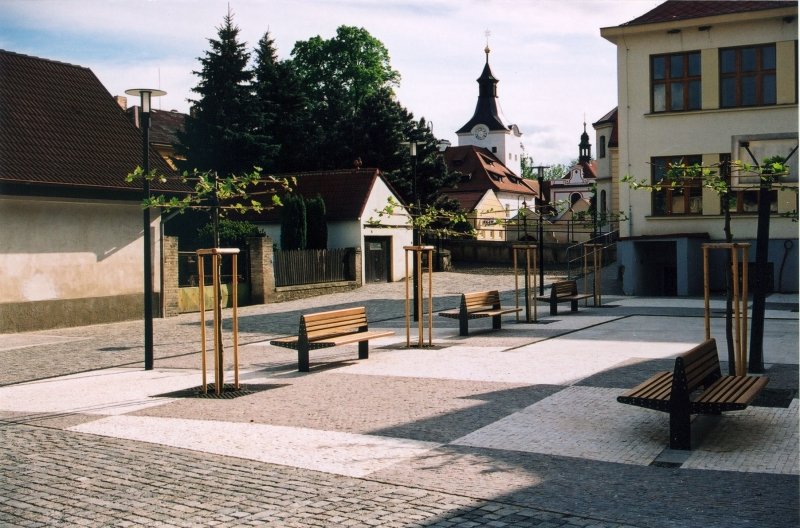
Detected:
left=161, top=236, right=180, bottom=317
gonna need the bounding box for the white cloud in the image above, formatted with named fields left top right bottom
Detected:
left=3, top=0, right=662, bottom=165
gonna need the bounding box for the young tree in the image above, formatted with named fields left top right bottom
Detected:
left=623, top=155, right=795, bottom=374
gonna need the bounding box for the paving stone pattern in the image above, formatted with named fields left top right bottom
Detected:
left=1, top=267, right=798, bottom=527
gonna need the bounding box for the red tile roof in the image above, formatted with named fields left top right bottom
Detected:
left=439, top=190, right=490, bottom=212
left=0, top=50, right=185, bottom=194
left=592, top=107, right=618, bottom=148
left=127, top=107, right=186, bottom=147
left=621, top=1, right=796, bottom=26
left=443, top=145, right=538, bottom=197
left=246, top=168, right=395, bottom=222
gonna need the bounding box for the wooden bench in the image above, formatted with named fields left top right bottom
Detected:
left=617, top=338, right=769, bottom=450
left=270, top=307, right=394, bottom=372
left=439, top=290, right=521, bottom=336
left=536, top=280, right=592, bottom=315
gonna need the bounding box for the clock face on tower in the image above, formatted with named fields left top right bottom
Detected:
left=472, top=125, right=489, bottom=140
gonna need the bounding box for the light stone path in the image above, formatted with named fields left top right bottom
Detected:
left=1, top=266, right=798, bottom=527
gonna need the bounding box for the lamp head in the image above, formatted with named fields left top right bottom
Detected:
left=125, top=88, right=167, bottom=113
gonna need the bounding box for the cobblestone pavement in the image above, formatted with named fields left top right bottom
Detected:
left=1, top=266, right=798, bottom=527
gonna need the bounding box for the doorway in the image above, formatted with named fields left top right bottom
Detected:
left=364, top=236, right=391, bottom=283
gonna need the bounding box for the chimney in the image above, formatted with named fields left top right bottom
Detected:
left=115, top=95, right=128, bottom=110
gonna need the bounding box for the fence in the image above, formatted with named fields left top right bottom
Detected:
left=273, top=248, right=355, bottom=287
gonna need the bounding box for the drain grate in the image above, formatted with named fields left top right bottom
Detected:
left=154, top=383, right=286, bottom=400
left=751, top=388, right=797, bottom=409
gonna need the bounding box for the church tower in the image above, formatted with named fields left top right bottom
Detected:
left=456, top=45, right=523, bottom=176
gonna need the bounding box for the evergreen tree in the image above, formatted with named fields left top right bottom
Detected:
left=176, top=10, right=267, bottom=176
left=305, top=195, right=328, bottom=250
left=280, top=194, right=307, bottom=250
left=252, top=30, right=305, bottom=172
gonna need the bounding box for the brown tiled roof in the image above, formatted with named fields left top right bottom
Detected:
left=443, top=145, right=538, bottom=197
left=247, top=168, right=391, bottom=222
left=0, top=50, right=185, bottom=194
left=439, top=190, right=490, bottom=212
left=593, top=107, right=618, bottom=148
left=621, top=1, right=796, bottom=26
left=126, top=107, right=186, bottom=147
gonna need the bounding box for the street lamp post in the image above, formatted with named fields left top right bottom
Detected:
left=126, top=88, right=166, bottom=371
left=534, top=166, right=548, bottom=295
left=408, top=142, right=420, bottom=321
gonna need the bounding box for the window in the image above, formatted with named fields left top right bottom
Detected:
left=599, top=135, right=606, bottom=158
left=651, top=155, right=703, bottom=215
left=720, top=44, right=776, bottom=107
left=720, top=153, right=779, bottom=214
left=651, top=51, right=701, bottom=112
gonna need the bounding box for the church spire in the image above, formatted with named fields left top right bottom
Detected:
left=579, top=121, right=592, bottom=163
left=456, top=46, right=507, bottom=133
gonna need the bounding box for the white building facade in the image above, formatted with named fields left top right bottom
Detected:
left=601, top=2, right=798, bottom=295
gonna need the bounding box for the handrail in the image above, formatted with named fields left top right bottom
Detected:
left=565, top=230, right=619, bottom=280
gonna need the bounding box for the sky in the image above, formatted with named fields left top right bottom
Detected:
left=1, top=0, right=663, bottom=166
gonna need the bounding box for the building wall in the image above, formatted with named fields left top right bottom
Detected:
left=457, top=127, right=523, bottom=176
left=256, top=177, right=412, bottom=283
left=360, top=177, right=413, bottom=282
left=606, top=10, right=798, bottom=241
left=603, top=7, right=798, bottom=295
left=0, top=195, right=160, bottom=331
left=471, top=191, right=506, bottom=241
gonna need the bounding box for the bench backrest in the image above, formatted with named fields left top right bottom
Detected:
left=300, top=307, right=368, bottom=341
left=462, top=290, right=501, bottom=311
left=550, top=280, right=578, bottom=299
left=671, top=338, right=722, bottom=400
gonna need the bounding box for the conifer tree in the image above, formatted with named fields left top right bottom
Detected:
left=176, top=10, right=266, bottom=176
left=305, top=195, right=327, bottom=250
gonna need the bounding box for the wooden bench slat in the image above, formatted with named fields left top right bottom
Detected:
left=536, top=280, right=592, bottom=315
left=438, top=290, right=517, bottom=336
left=316, top=330, right=395, bottom=347
left=617, top=338, right=769, bottom=450
left=694, top=375, right=769, bottom=407
left=269, top=306, right=393, bottom=371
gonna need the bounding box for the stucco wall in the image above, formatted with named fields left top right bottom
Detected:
left=0, top=195, right=160, bottom=331
left=607, top=10, right=798, bottom=242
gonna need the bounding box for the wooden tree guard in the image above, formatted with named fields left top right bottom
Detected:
left=512, top=244, right=538, bottom=322
left=702, top=243, right=750, bottom=376
left=583, top=243, right=603, bottom=307
left=197, top=248, right=240, bottom=395
left=404, top=246, right=434, bottom=347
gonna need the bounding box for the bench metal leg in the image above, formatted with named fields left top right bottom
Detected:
left=492, top=314, right=501, bottom=330
left=358, top=340, right=369, bottom=360
left=549, top=301, right=557, bottom=316
left=570, top=300, right=578, bottom=312
left=459, top=315, right=469, bottom=336
left=298, top=345, right=310, bottom=372
left=669, top=408, right=692, bottom=450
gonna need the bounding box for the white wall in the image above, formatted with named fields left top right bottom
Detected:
left=360, top=176, right=413, bottom=282
left=605, top=9, right=798, bottom=240
left=0, top=195, right=159, bottom=303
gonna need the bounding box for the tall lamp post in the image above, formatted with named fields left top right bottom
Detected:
left=407, top=141, right=420, bottom=321
left=126, top=88, right=166, bottom=371
left=534, top=165, right=549, bottom=295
